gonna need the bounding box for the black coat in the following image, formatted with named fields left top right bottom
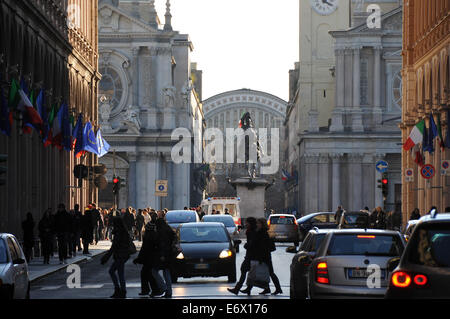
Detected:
left=54, top=210, right=71, bottom=235
left=110, top=230, right=131, bottom=260
left=154, top=220, right=176, bottom=269
left=134, top=223, right=158, bottom=266
left=80, top=211, right=94, bottom=241
left=123, top=212, right=135, bottom=231
left=38, top=217, right=53, bottom=241
left=22, top=219, right=35, bottom=248
left=249, top=229, right=272, bottom=264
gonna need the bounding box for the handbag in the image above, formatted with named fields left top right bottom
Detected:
left=246, top=260, right=270, bottom=288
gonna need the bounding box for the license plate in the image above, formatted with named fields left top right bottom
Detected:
left=277, top=235, right=288, bottom=239
left=348, top=268, right=385, bottom=279
left=194, top=263, right=209, bottom=270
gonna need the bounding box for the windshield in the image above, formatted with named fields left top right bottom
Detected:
left=407, top=223, right=450, bottom=267
left=270, top=216, right=295, bottom=225
left=166, top=211, right=197, bottom=223
left=0, top=239, right=8, bottom=263
left=180, top=226, right=229, bottom=243
left=202, top=216, right=235, bottom=227
left=327, top=234, right=403, bottom=256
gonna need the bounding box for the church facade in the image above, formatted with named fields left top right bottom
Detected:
left=97, top=0, right=205, bottom=210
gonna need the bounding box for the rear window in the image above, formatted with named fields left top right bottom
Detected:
left=166, top=211, right=197, bottom=223
left=407, top=223, right=450, bottom=268
left=270, top=216, right=295, bottom=225
left=327, top=234, right=404, bottom=256
left=0, top=239, right=8, bottom=263
left=343, top=214, right=369, bottom=225
left=202, top=216, right=235, bottom=227
left=180, top=226, right=229, bottom=243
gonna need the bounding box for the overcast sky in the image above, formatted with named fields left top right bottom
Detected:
left=155, top=0, right=299, bottom=102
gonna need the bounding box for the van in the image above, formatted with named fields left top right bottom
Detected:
left=201, top=197, right=242, bottom=226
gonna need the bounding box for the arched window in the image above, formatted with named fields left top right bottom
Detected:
left=99, top=66, right=123, bottom=111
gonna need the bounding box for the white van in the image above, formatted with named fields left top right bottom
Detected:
left=201, top=197, right=242, bottom=226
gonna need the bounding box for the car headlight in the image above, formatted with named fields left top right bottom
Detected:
left=219, top=249, right=232, bottom=259
left=176, top=252, right=184, bottom=260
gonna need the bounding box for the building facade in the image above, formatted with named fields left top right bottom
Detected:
left=0, top=0, right=100, bottom=236
left=97, top=0, right=205, bottom=210
left=401, top=0, right=450, bottom=219
left=286, top=1, right=403, bottom=215
left=203, top=89, right=287, bottom=212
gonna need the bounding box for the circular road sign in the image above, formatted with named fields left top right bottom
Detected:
left=376, top=160, right=389, bottom=173
left=406, top=169, right=413, bottom=177
left=421, top=164, right=435, bottom=180
left=442, top=161, right=449, bottom=170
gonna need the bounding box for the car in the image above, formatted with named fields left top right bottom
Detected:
left=171, top=222, right=237, bottom=283
left=307, top=229, right=406, bottom=299
left=165, top=210, right=200, bottom=230
left=385, top=212, right=450, bottom=299
left=267, top=214, right=300, bottom=246
left=287, top=228, right=332, bottom=299
left=338, top=211, right=370, bottom=229
left=296, top=212, right=338, bottom=241
left=201, top=197, right=242, bottom=226
left=0, top=233, right=30, bottom=299
left=201, top=214, right=242, bottom=252
left=403, top=219, right=420, bottom=241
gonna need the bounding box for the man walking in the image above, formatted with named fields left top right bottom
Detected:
left=54, top=204, right=71, bottom=264
left=70, top=204, right=83, bottom=256
left=81, top=207, right=94, bottom=255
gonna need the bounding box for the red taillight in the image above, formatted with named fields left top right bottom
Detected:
left=413, top=274, right=428, bottom=286
left=316, top=262, right=329, bottom=284
left=267, top=219, right=271, bottom=227
left=391, top=272, right=412, bottom=288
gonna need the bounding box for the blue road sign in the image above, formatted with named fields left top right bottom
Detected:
left=376, top=160, right=389, bottom=173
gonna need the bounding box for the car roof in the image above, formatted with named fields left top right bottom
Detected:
left=269, top=214, right=296, bottom=218
left=0, top=233, right=15, bottom=239
left=325, top=229, right=400, bottom=235
left=202, top=214, right=234, bottom=219
left=167, top=210, right=196, bottom=214
left=308, top=228, right=334, bottom=235
left=180, top=222, right=225, bottom=228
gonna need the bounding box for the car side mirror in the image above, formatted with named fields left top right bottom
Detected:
left=13, top=258, right=25, bottom=265
left=286, top=246, right=297, bottom=254
left=387, top=257, right=401, bottom=273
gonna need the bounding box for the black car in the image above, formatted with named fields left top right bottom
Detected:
left=172, top=222, right=237, bottom=283
left=287, top=228, right=331, bottom=299
left=297, top=212, right=337, bottom=241
left=385, top=212, right=450, bottom=299
left=338, top=211, right=370, bottom=229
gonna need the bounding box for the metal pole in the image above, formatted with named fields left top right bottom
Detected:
left=113, top=149, right=117, bottom=209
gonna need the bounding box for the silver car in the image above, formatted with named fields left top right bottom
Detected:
left=0, top=233, right=30, bottom=299
left=201, top=215, right=242, bottom=252
left=308, top=229, right=406, bottom=299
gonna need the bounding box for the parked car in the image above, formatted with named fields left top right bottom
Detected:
left=403, top=219, right=420, bottom=241
left=165, top=210, right=200, bottom=230
left=296, top=212, right=338, bottom=241
left=0, top=233, right=30, bottom=299
left=338, top=211, right=370, bottom=229
left=307, top=229, right=406, bottom=299
left=287, top=228, right=332, bottom=299
left=172, top=222, right=237, bottom=283
left=385, top=212, right=450, bottom=299
left=267, top=214, right=300, bottom=246
left=201, top=214, right=242, bottom=252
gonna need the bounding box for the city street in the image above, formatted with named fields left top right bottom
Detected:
left=30, top=241, right=293, bottom=299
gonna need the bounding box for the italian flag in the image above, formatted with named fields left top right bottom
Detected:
left=403, top=120, right=425, bottom=151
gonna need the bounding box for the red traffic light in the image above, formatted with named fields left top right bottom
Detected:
left=382, top=178, right=388, bottom=184
left=113, top=178, right=119, bottom=184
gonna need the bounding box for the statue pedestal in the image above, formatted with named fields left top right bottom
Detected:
left=229, top=177, right=272, bottom=221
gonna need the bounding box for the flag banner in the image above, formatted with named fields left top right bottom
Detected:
left=422, top=120, right=430, bottom=153
left=17, top=89, right=43, bottom=134
left=44, top=104, right=56, bottom=147
left=52, top=104, right=64, bottom=149
left=403, top=120, right=425, bottom=151
left=82, top=121, right=98, bottom=155
left=96, top=129, right=110, bottom=158
left=436, top=113, right=444, bottom=150
left=8, top=78, right=20, bottom=110
left=427, top=113, right=437, bottom=154
left=36, top=90, right=48, bottom=138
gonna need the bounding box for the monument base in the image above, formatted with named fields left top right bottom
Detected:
left=229, top=177, right=272, bottom=221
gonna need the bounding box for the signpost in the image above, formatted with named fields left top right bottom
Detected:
left=421, top=164, right=435, bottom=180
left=405, top=168, right=414, bottom=183
left=441, top=160, right=450, bottom=176
left=375, top=160, right=388, bottom=173
left=155, top=180, right=168, bottom=210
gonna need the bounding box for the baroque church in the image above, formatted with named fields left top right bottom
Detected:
left=97, top=0, right=205, bottom=210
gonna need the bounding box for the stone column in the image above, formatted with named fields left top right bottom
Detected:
left=352, top=47, right=364, bottom=132
left=331, top=49, right=345, bottom=132
left=318, top=154, right=330, bottom=211
left=349, top=153, right=364, bottom=211
left=373, top=46, right=383, bottom=126
left=131, top=47, right=140, bottom=107
left=331, top=153, right=343, bottom=210
left=135, top=153, right=148, bottom=209
left=304, top=153, right=319, bottom=213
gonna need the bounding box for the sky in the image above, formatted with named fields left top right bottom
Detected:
left=155, top=0, right=299, bottom=102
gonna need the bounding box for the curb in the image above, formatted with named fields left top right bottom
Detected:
left=29, top=250, right=108, bottom=283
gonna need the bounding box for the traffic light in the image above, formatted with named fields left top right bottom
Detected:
left=0, top=154, right=7, bottom=186
left=112, top=176, right=121, bottom=194
left=381, top=173, right=389, bottom=198
left=73, top=164, right=89, bottom=179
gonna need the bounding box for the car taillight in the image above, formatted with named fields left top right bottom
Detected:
left=391, top=271, right=412, bottom=288
left=413, top=274, right=428, bottom=286
left=316, top=262, right=329, bottom=284
left=267, top=219, right=271, bottom=227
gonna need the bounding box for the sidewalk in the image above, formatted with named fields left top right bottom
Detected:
left=28, top=240, right=113, bottom=283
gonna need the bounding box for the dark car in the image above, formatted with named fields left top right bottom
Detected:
left=172, top=222, right=237, bottom=283
left=165, top=210, right=200, bottom=230
left=296, top=212, right=338, bottom=241
left=268, top=214, right=300, bottom=246
left=338, top=211, right=370, bottom=229
left=385, top=212, right=450, bottom=299
left=201, top=214, right=241, bottom=252
left=287, top=228, right=331, bottom=299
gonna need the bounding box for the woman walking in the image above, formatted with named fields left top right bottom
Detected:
left=101, top=217, right=134, bottom=298
left=38, top=209, right=54, bottom=264
left=227, top=217, right=257, bottom=295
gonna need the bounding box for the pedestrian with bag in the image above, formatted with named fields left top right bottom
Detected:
left=101, top=216, right=136, bottom=299
left=227, top=217, right=257, bottom=295
left=21, top=212, right=35, bottom=263
left=133, top=212, right=160, bottom=296
left=152, top=216, right=176, bottom=298
left=38, top=209, right=54, bottom=264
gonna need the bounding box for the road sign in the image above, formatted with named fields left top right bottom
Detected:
left=421, top=164, right=435, bottom=180
left=405, top=168, right=414, bottom=183
left=375, top=160, right=388, bottom=173
left=155, top=180, right=168, bottom=197
left=441, top=160, right=450, bottom=176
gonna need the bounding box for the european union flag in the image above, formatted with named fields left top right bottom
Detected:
left=82, top=121, right=98, bottom=155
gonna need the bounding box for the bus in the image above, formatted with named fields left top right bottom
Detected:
left=201, top=197, right=242, bottom=226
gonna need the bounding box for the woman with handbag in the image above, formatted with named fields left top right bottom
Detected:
left=101, top=216, right=136, bottom=298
